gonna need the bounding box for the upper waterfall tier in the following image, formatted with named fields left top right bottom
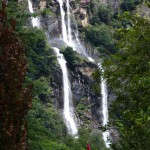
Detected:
left=57, top=0, right=91, bottom=58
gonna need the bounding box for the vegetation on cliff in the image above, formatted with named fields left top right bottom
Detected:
left=0, top=0, right=150, bottom=149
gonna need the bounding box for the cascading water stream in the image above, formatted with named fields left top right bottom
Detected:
left=58, top=0, right=68, bottom=42
left=98, top=63, right=110, bottom=148
left=66, top=0, right=72, bottom=41
left=28, top=0, right=110, bottom=144
left=52, top=47, right=78, bottom=136
left=27, top=0, right=40, bottom=28
left=28, top=0, right=78, bottom=136
left=59, top=1, right=110, bottom=146
left=58, top=0, right=87, bottom=56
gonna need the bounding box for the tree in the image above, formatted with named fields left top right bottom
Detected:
left=89, top=129, right=108, bottom=150
left=0, top=1, right=32, bottom=149
left=84, top=24, right=115, bottom=56
left=62, top=46, right=80, bottom=68
left=104, top=14, right=150, bottom=149
left=97, top=5, right=112, bottom=25
left=121, top=0, right=143, bottom=11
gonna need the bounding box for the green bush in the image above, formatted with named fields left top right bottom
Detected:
left=104, top=15, right=150, bottom=149
left=90, top=130, right=108, bottom=150
left=121, top=0, right=143, bottom=11
left=84, top=24, right=115, bottom=55
left=97, top=5, right=113, bottom=24
left=89, top=2, right=113, bottom=25
left=62, top=46, right=81, bottom=68
left=21, top=28, right=56, bottom=80
left=27, top=99, right=68, bottom=150
left=67, top=128, right=108, bottom=150
left=6, top=0, right=30, bottom=31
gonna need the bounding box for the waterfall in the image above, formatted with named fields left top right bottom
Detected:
left=66, top=0, right=72, bottom=41
left=57, top=0, right=95, bottom=136
left=57, top=0, right=68, bottom=42
left=58, top=1, right=110, bottom=146
left=27, top=0, right=40, bottom=28
left=58, top=0, right=89, bottom=57
left=52, top=47, right=78, bottom=136
left=27, top=0, right=78, bottom=137
left=58, top=0, right=75, bottom=48
left=98, top=63, right=110, bottom=148
left=27, top=0, right=110, bottom=144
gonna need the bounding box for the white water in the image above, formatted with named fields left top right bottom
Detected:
left=27, top=0, right=110, bottom=145
left=66, top=0, right=72, bottom=42
left=53, top=47, right=78, bottom=136
left=58, top=0, right=89, bottom=57
left=58, top=0, right=68, bottom=42
left=58, top=0, right=75, bottom=48
left=28, top=0, right=40, bottom=28
left=57, top=0, right=110, bottom=145
left=98, top=63, right=110, bottom=148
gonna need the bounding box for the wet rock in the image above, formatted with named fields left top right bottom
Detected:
left=41, top=14, right=60, bottom=38
left=68, top=61, right=104, bottom=127
left=50, top=66, right=63, bottom=109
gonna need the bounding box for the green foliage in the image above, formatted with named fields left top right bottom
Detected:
left=27, top=98, right=68, bottom=150
left=89, top=1, right=113, bottom=25
left=86, top=24, right=112, bottom=47
left=97, top=5, right=113, bottom=24
left=41, top=8, right=54, bottom=16
left=145, top=0, right=150, bottom=7
left=77, top=103, right=87, bottom=112
left=6, top=0, right=30, bottom=31
left=21, top=27, right=67, bottom=150
left=84, top=24, right=115, bottom=56
left=89, top=130, right=108, bottom=150
left=76, top=98, right=92, bottom=127
left=121, top=0, right=143, bottom=11
left=91, top=68, right=101, bottom=94
left=62, top=46, right=81, bottom=68
left=21, top=28, right=56, bottom=80
left=66, top=128, right=108, bottom=150
left=28, top=140, right=70, bottom=150
left=104, top=14, right=150, bottom=149
left=33, top=77, right=52, bottom=103
left=93, top=5, right=113, bottom=25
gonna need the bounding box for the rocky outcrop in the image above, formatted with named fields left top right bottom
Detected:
left=39, top=0, right=46, bottom=11
left=51, top=65, right=63, bottom=109
left=41, top=14, right=60, bottom=38
left=79, top=7, right=89, bottom=27
left=49, top=58, right=104, bottom=128
left=69, top=62, right=103, bottom=128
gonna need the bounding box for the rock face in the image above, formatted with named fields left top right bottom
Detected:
left=70, top=62, right=103, bottom=128
left=51, top=60, right=103, bottom=128
left=39, top=0, right=46, bottom=11
left=79, top=7, right=89, bottom=27
left=41, top=14, right=60, bottom=38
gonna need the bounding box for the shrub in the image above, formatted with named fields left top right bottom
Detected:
left=97, top=5, right=113, bottom=24
left=121, top=0, right=143, bottom=11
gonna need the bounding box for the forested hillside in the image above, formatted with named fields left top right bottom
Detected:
left=0, top=0, right=150, bottom=150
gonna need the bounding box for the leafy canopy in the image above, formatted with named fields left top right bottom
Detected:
left=104, top=14, right=150, bottom=150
